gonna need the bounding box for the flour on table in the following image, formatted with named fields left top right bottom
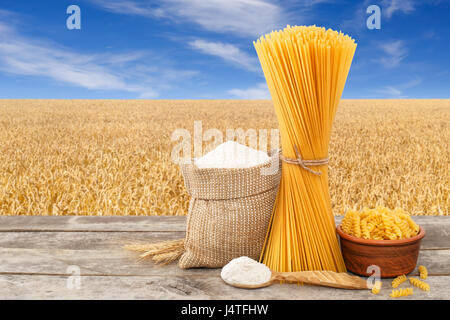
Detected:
left=221, top=256, right=272, bottom=286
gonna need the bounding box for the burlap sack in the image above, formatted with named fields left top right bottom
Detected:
left=178, top=150, right=281, bottom=269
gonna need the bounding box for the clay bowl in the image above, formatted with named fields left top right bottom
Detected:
left=336, top=225, right=425, bottom=278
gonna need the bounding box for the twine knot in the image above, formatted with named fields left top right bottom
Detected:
left=280, top=145, right=329, bottom=176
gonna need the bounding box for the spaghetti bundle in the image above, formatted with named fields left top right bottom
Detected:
left=254, top=26, right=356, bottom=272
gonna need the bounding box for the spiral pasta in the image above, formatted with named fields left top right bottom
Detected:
left=390, top=288, right=413, bottom=298
left=352, top=215, right=361, bottom=238
left=391, top=275, right=407, bottom=288
left=371, top=281, right=382, bottom=295
left=341, top=213, right=353, bottom=235
left=409, top=277, right=430, bottom=291
left=418, top=265, right=428, bottom=279
left=341, top=206, right=419, bottom=240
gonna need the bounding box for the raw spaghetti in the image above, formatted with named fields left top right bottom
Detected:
left=254, top=25, right=357, bottom=272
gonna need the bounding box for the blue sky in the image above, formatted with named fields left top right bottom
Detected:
left=0, top=0, right=449, bottom=99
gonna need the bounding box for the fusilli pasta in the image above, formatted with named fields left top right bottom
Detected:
left=390, top=287, right=413, bottom=298
left=409, top=277, right=430, bottom=291
left=418, top=265, right=428, bottom=279
left=340, top=206, right=419, bottom=240
left=391, top=275, right=407, bottom=288
left=371, top=281, right=382, bottom=294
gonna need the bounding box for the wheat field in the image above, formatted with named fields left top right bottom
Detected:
left=0, top=99, right=448, bottom=216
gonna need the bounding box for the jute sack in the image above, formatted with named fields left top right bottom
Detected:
left=178, top=149, right=281, bottom=268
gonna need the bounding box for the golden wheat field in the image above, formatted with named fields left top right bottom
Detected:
left=0, top=99, right=448, bottom=216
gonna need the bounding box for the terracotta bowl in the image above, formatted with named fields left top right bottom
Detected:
left=336, top=225, right=425, bottom=278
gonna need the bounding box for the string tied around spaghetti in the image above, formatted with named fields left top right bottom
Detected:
left=280, top=145, right=329, bottom=176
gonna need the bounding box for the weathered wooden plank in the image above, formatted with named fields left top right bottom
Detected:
left=414, top=250, right=450, bottom=276
left=0, top=216, right=187, bottom=232
left=0, top=216, right=448, bottom=234
left=0, top=228, right=445, bottom=252
left=0, top=231, right=184, bottom=250
left=0, top=247, right=448, bottom=276
left=0, top=274, right=448, bottom=300
left=0, top=216, right=448, bottom=250
left=0, top=247, right=203, bottom=276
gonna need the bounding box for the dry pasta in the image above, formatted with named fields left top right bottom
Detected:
left=390, top=288, right=413, bottom=298
left=371, top=281, right=382, bottom=294
left=391, top=275, right=407, bottom=288
left=341, top=206, right=419, bottom=240
left=255, top=26, right=357, bottom=272
left=409, top=277, right=430, bottom=291
left=418, top=265, right=428, bottom=279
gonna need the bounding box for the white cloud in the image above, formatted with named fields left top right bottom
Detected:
left=0, top=35, right=134, bottom=91
left=302, top=0, right=333, bottom=4
left=228, top=82, right=270, bottom=99
left=375, top=40, right=408, bottom=68
left=188, top=39, right=259, bottom=72
left=0, top=20, right=197, bottom=98
left=166, top=0, right=284, bottom=37
left=381, top=0, right=415, bottom=18
left=402, top=76, right=422, bottom=88
left=378, top=86, right=404, bottom=97
left=91, top=0, right=286, bottom=37
left=90, top=0, right=164, bottom=17
left=374, top=76, right=422, bottom=98
left=338, top=2, right=368, bottom=33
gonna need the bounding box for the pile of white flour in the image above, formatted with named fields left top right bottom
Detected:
left=221, top=256, right=272, bottom=286
left=194, top=141, right=269, bottom=169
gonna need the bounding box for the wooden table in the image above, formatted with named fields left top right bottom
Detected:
left=0, top=216, right=448, bottom=300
